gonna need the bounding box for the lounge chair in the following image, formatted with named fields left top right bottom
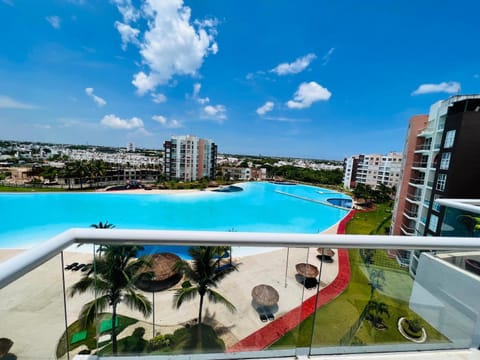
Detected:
left=65, top=262, right=79, bottom=270
left=259, top=313, right=268, bottom=322
left=72, top=264, right=86, bottom=271
left=266, top=312, right=275, bottom=321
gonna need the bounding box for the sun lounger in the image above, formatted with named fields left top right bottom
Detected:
left=266, top=312, right=275, bottom=321
left=72, top=264, right=86, bottom=271
left=65, top=262, right=79, bottom=270
left=259, top=313, right=268, bottom=322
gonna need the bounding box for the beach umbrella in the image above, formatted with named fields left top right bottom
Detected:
left=317, top=248, right=335, bottom=257
left=251, top=284, right=279, bottom=307
left=295, top=263, right=319, bottom=278
left=136, top=252, right=182, bottom=292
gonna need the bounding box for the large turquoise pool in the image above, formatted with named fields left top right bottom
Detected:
left=0, top=182, right=351, bottom=249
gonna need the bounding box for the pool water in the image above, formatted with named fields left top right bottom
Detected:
left=0, top=182, right=351, bottom=252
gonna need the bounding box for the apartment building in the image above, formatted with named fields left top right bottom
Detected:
left=343, top=152, right=403, bottom=190
left=163, top=135, right=217, bottom=181
left=391, top=95, right=480, bottom=274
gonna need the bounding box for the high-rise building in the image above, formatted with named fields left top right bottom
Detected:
left=127, top=142, right=135, bottom=152
left=163, top=135, right=217, bottom=181
left=343, top=152, right=403, bottom=190
left=391, top=95, right=480, bottom=274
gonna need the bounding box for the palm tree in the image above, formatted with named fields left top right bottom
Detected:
left=368, top=269, right=385, bottom=298
left=173, top=246, right=237, bottom=324
left=90, top=221, right=115, bottom=255
left=69, top=245, right=152, bottom=355
left=365, top=300, right=390, bottom=329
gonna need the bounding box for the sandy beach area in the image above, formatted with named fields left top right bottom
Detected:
left=0, top=222, right=341, bottom=359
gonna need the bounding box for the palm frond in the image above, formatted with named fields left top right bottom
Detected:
left=78, top=295, right=110, bottom=328
left=207, top=288, right=236, bottom=313
left=172, top=286, right=198, bottom=309
left=69, top=276, right=95, bottom=297
left=123, top=290, right=152, bottom=318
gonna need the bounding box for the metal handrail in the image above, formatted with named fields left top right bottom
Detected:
left=2, top=228, right=480, bottom=289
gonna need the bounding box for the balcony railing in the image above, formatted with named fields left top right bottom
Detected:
left=400, top=224, right=416, bottom=235
left=412, top=162, right=428, bottom=168
left=403, top=208, right=418, bottom=218
left=406, top=192, right=422, bottom=202
left=408, top=178, right=425, bottom=185
left=1, top=229, right=480, bottom=360
left=415, top=144, right=431, bottom=151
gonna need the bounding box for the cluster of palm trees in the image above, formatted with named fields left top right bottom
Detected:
left=69, top=223, right=237, bottom=355
left=352, top=183, right=396, bottom=205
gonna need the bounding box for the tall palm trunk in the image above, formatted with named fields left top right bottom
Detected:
left=198, top=294, right=205, bottom=324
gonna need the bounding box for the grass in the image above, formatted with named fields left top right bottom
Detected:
left=271, top=202, right=449, bottom=349
left=56, top=313, right=138, bottom=358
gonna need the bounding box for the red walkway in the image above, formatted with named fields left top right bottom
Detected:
left=227, top=210, right=356, bottom=352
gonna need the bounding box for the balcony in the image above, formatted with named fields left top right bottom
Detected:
left=1, top=230, right=480, bottom=360
left=406, top=192, right=422, bottom=203
left=408, top=178, right=425, bottom=186
left=412, top=162, right=428, bottom=169
left=400, top=224, right=416, bottom=235
left=414, top=144, right=431, bottom=152
left=403, top=208, right=418, bottom=219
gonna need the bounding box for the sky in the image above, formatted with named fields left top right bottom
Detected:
left=0, top=0, right=479, bottom=160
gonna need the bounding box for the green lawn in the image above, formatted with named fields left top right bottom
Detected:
left=271, top=202, right=449, bottom=349
left=0, top=185, right=69, bottom=192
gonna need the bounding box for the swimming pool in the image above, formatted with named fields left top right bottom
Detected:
left=0, top=182, right=351, bottom=251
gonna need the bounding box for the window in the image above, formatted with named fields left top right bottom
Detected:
left=436, top=173, right=447, bottom=191
left=444, top=130, right=456, bottom=148
left=428, top=214, right=439, bottom=232
left=440, top=152, right=451, bottom=170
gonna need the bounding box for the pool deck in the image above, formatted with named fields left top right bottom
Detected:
left=0, top=213, right=350, bottom=359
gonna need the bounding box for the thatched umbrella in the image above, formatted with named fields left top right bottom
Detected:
left=295, top=263, right=319, bottom=278
left=317, top=248, right=335, bottom=257
left=0, top=338, right=13, bottom=357
left=251, top=284, right=279, bottom=307
left=136, top=252, right=182, bottom=292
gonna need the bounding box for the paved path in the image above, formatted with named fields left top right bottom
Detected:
left=226, top=210, right=355, bottom=352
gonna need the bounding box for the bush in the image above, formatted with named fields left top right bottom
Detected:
left=149, top=334, right=174, bottom=350
left=402, top=319, right=423, bottom=338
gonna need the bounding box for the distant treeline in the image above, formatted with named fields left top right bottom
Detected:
left=265, top=165, right=343, bottom=185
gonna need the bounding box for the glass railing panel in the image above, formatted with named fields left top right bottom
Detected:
left=82, top=243, right=310, bottom=358
left=63, top=244, right=97, bottom=359
left=0, top=252, right=68, bottom=360
left=307, top=247, right=479, bottom=356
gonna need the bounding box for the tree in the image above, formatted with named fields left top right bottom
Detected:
left=365, top=300, right=389, bottom=329
left=90, top=221, right=115, bottom=255
left=69, top=245, right=152, bottom=355
left=368, top=269, right=385, bottom=298
left=173, top=246, right=237, bottom=324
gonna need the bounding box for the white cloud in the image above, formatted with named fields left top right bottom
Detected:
left=85, top=87, right=107, bottom=107
left=2, top=0, right=14, bottom=6
left=151, top=93, right=167, bottom=104
left=46, top=16, right=61, bottom=29
left=115, top=21, right=140, bottom=50
left=111, top=0, right=139, bottom=22
left=152, top=115, right=183, bottom=128
left=412, top=81, right=461, bottom=95
left=321, top=47, right=335, bottom=66
left=271, top=53, right=316, bottom=75
left=256, top=101, right=274, bottom=115
left=203, top=104, right=227, bottom=121
left=286, top=81, right=332, bottom=109
left=100, top=114, right=143, bottom=129
left=112, top=0, right=218, bottom=94
left=191, top=83, right=210, bottom=104
left=0, top=95, right=37, bottom=109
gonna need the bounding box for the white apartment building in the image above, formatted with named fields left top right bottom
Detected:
left=343, top=152, right=403, bottom=189
left=163, top=135, right=217, bottom=181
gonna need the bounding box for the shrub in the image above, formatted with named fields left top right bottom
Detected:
left=149, top=334, right=173, bottom=350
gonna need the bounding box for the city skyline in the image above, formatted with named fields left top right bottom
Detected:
left=1, top=0, right=479, bottom=160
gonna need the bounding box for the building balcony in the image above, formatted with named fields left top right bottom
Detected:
left=412, top=162, right=428, bottom=169
left=414, top=144, right=431, bottom=152
left=408, top=178, right=425, bottom=186
left=1, top=230, right=480, bottom=360
left=403, top=208, right=418, bottom=219
left=400, top=224, right=416, bottom=235
left=406, top=192, right=422, bottom=203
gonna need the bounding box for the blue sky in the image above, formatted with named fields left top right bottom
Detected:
left=0, top=0, right=479, bottom=160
